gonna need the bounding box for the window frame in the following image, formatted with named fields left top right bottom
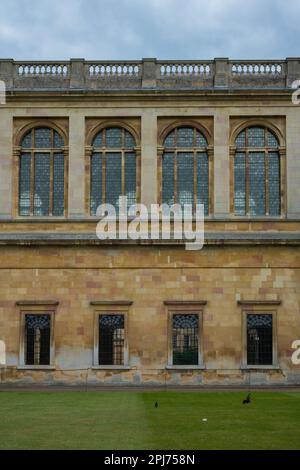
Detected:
left=92, top=303, right=131, bottom=370
left=18, top=305, right=56, bottom=370
left=158, top=125, right=213, bottom=217
left=241, top=307, right=279, bottom=370
left=231, top=124, right=286, bottom=218
left=87, top=126, right=140, bottom=216
left=165, top=302, right=205, bottom=370
left=14, top=125, right=68, bottom=219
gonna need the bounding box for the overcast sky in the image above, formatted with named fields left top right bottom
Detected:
left=0, top=0, right=299, bottom=60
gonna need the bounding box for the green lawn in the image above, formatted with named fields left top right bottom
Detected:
left=0, top=391, right=299, bottom=450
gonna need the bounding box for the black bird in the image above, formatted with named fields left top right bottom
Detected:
left=243, top=393, right=251, bottom=405
left=155, top=402, right=159, bottom=409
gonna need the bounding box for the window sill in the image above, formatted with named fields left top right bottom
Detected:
left=17, top=366, right=56, bottom=371
left=15, top=217, right=67, bottom=222
left=166, top=365, right=206, bottom=371
left=92, top=366, right=131, bottom=371
left=241, top=365, right=281, bottom=371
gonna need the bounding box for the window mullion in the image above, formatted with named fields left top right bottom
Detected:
left=265, top=150, right=269, bottom=216
left=193, top=150, right=197, bottom=212
left=174, top=151, right=178, bottom=205
left=49, top=151, right=54, bottom=216
left=30, top=151, right=35, bottom=216
left=102, top=152, right=106, bottom=205
left=245, top=151, right=249, bottom=216
left=121, top=151, right=125, bottom=197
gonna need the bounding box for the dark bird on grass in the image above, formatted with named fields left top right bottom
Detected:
left=155, top=402, right=159, bottom=409
left=243, top=393, right=251, bottom=405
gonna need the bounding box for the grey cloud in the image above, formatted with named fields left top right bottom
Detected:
left=0, top=0, right=298, bottom=59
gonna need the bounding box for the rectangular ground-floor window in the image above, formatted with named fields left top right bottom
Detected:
left=92, top=301, right=131, bottom=369
left=18, top=303, right=57, bottom=369
left=239, top=304, right=279, bottom=368
left=172, top=314, right=199, bottom=366
left=98, top=314, right=125, bottom=366
left=166, top=301, right=205, bottom=369
left=25, top=314, right=51, bottom=366
left=247, top=313, right=273, bottom=366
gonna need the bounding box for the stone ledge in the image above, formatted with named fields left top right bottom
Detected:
left=16, top=300, right=59, bottom=306
left=0, top=231, right=299, bottom=246
left=90, top=301, right=133, bottom=306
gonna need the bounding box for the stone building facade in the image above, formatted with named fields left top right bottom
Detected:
left=0, top=57, right=300, bottom=387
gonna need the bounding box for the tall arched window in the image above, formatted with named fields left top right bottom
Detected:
left=162, top=126, right=209, bottom=215
left=90, top=127, right=137, bottom=215
left=19, top=127, right=65, bottom=216
left=234, top=126, right=281, bottom=216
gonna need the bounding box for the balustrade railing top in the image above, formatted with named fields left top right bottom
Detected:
left=0, top=58, right=298, bottom=90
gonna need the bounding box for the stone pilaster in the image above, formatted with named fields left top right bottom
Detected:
left=68, top=113, right=86, bottom=217
left=141, top=110, right=157, bottom=207
left=213, top=109, right=230, bottom=217
left=0, top=109, right=13, bottom=218
left=286, top=107, right=300, bottom=217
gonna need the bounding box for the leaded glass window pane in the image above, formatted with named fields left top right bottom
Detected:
left=249, top=152, right=265, bottom=216
left=19, top=153, right=31, bottom=216
left=196, top=131, right=208, bottom=148
left=25, top=314, right=51, bottom=366
left=177, top=153, right=194, bottom=207
left=267, top=131, right=279, bottom=148
left=124, top=131, right=136, bottom=148
left=268, top=152, right=280, bottom=216
left=125, top=153, right=136, bottom=208
left=164, top=131, right=175, bottom=148
left=53, top=153, right=65, bottom=216
left=99, top=315, right=125, bottom=366
left=106, top=153, right=122, bottom=209
left=177, top=127, right=194, bottom=148
left=106, top=128, right=122, bottom=148
left=235, top=130, right=246, bottom=148
left=34, top=153, right=50, bottom=216
left=197, top=153, right=209, bottom=215
left=247, top=314, right=273, bottom=366
left=234, top=152, right=246, bottom=215
left=21, top=132, right=32, bottom=149
left=35, top=128, right=52, bottom=148
left=93, top=132, right=103, bottom=148
left=247, top=127, right=265, bottom=147
left=54, top=131, right=64, bottom=148
left=162, top=153, right=175, bottom=206
left=173, top=314, right=199, bottom=366
left=90, top=153, right=103, bottom=215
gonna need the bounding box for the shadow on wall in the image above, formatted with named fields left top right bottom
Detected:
left=0, top=341, right=6, bottom=365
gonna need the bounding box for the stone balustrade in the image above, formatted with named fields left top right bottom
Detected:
left=0, top=57, right=299, bottom=90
